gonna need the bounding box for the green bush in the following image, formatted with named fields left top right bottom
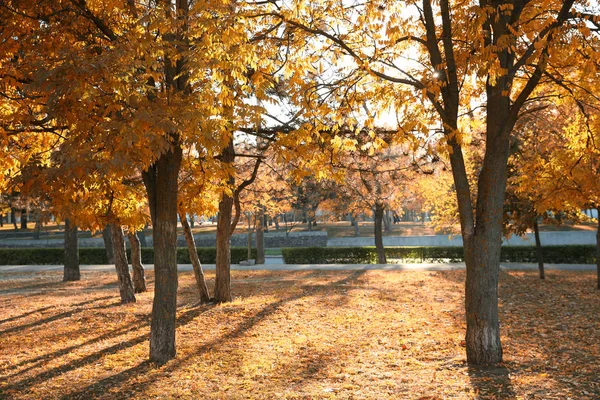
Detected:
left=282, top=246, right=596, bottom=264
left=0, top=247, right=256, bottom=265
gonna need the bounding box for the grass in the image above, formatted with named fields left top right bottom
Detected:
left=0, top=268, right=598, bottom=399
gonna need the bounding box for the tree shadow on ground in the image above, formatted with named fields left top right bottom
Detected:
left=467, top=364, right=516, bottom=399
left=60, top=271, right=366, bottom=399
left=433, top=269, right=600, bottom=397
left=2, top=304, right=216, bottom=398
left=0, top=316, right=149, bottom=378
left=0, top=295, right=116, bottom=336
left=0, top=305, right=55, bottom=325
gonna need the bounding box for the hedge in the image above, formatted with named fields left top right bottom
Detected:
left=282, top=245, right=597, bottom=264
left=0, top=247, right=256, bottom=265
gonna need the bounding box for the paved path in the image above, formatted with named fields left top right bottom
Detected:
left=0, top=262, right=595, bottom=274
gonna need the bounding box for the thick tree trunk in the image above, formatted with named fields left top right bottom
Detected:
left=374, top=202, right=386, bottom=264
left=533, top=219, right=545, bottom=280
left=461, top=102, right=510, bottom=365
left=596, top=208, right=599, bottom=290
left=111, top=224, right=136, bottom=304
left=127, top=231, right=147, bottom=293
left=273, top=216, right=279, bottom=231
left=256, top=208, right=265, bottom=265
left=143, top=147, right=182, bottom=364
left=20, top=209, right=27, bottom=230
left=102, top=224, right=115, bottom=264
left=179, top=212, right=210, bottom=302
left=63, top=218, right=80, bottom=281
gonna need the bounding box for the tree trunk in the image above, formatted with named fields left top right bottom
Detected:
left=383, top=209, right=391, bottom=232
left=111, top=224, right=136, bottom=304
left=256, top=208, right=265, bottom=265
left=11, top=208, right=17, bottom=229
left=214, top=140, right=235, bottom=303
left=102, top=224, right=115, bottom=264
left=215, top=197, right=233, bottom=302
left=273, top=215, right=279, bottom=230
left=264, top=212, right=269, bottom=233
left=533, top=218, right=545, bottom=280
left=127, top=231, right=147, bottom=293
left=246, top=214, right=253, bottom=260
left=596, top=208, right=599, bottom=290
left=351, top=215, right=360, bottom=237
left=374, top=202, right=386, bottom=264
left=33, top=216, right=41, bottom=240
left=63, top=218, right=80, bottom=281
left=179, top=212, right=210, bottom=302
left=20, top=209, right=27, bottom=230
left=142, top=146, right=182, bottom=364
left=460, top=101, right=510, bottom=365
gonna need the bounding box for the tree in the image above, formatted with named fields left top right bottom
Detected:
left=515, top=99, right=600, bottom=288
left=267, top=0, right=588, bottom=364
left=1, top=0, right=288, bottom=363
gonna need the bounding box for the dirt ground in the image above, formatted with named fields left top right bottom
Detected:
left=0, top=269, right=599, bottom=399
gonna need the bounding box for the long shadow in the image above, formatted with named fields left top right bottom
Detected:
left=0, top=280, right=67, bottom=295
left=467, top=365, right=516, bottom=399
left=1, top=316, right=149, bottom=377
left=62, top=271, right=366, bottom=399
left=0, top=305, right=54, bottom=325
left=0, top=295, right=114, bottom=335
left=2, top=305, right=215, bottom=397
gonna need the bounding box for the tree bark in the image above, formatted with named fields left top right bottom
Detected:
left=214, top=140, right=235, bottom=303
left=127, top=231, right=147, bottom=293
left=63, top=218, right=80, bottom=281
left=215, top=196, right=233, bottom=302
left=142, top=146, right=182, bottom=364
left=102, top=224, right=115, bottom=264
left=111, top=224, right=136, bottom=304
left=256, top=207, right=265, bottom=265
left=461, top=98, right=510, bottom=365
left=179, top=212, right=210, bottom=302
left=374, top=202, right=386, bottom=264
left=533, top=218, right=545, bottom=280
left=273, top=215, right=279, bottom=230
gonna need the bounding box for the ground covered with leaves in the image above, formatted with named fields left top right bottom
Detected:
left=0, top=268, right=598, bottom=399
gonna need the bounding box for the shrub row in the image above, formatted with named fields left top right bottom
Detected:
left=281, top=245, right=597, bottom=264
left=0, top=247, right=255, bottom=265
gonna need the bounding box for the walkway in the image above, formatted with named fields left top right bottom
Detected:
left=0, top=262, right=595, bottom=274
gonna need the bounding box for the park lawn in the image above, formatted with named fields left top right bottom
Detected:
left=0, top=269, right=598, bottom=399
